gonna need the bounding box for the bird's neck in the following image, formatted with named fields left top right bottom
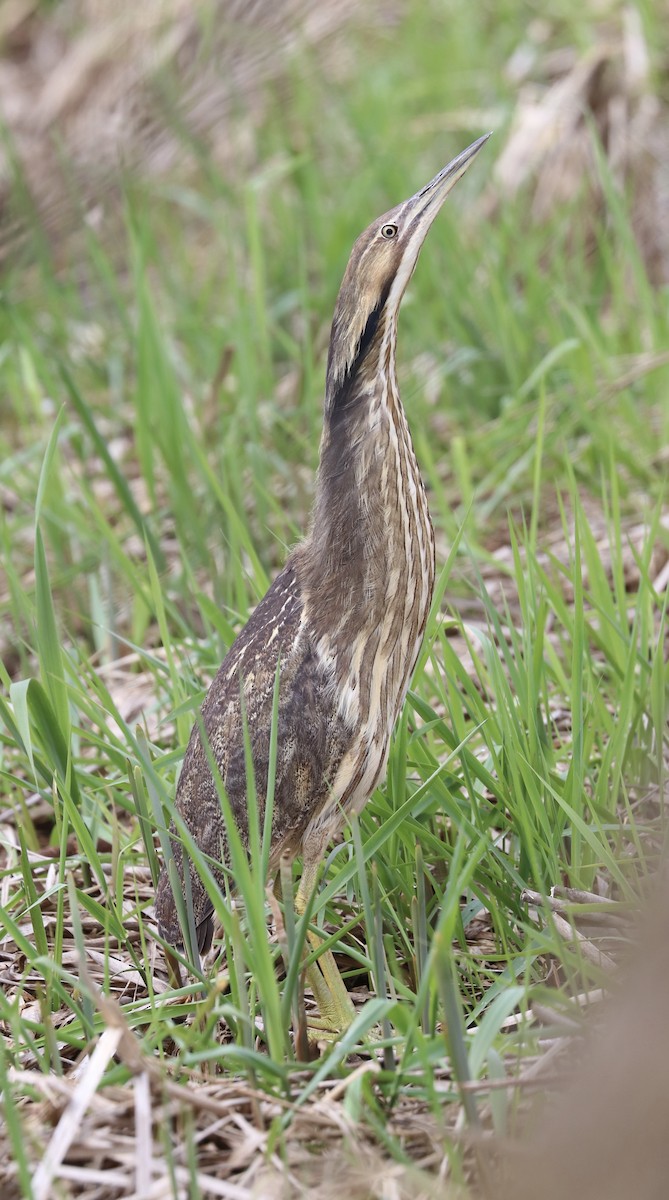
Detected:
left=299, top=323, right=435, bottom=651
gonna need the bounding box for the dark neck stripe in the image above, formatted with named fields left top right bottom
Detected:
left=327, top=277, right=393, bottom=416
left=353, top=297, right=384, bottom=373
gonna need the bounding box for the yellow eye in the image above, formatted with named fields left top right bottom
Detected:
left=380, top=223, right=398, bottom=239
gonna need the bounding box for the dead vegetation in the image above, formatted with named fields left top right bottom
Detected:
left=0, top=0, right=370, bottom=266
left=488, top=6, right=669, bottom=284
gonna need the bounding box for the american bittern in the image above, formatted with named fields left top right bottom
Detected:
left=155, top=134, right=489, bottom=1034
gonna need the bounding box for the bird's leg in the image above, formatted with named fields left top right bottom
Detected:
left=294, top=858, right=356, bottom=1037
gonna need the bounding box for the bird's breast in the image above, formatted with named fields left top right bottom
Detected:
left=308, top=465, right=435, bottom=828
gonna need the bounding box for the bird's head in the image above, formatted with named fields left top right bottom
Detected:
left=325, top=133, right=490, bottom=413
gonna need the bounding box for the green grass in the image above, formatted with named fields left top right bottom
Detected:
left=1, top=2, right=668, bottom=1195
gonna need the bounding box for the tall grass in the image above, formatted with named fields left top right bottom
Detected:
left=1, top=1, right=667, bottom=1192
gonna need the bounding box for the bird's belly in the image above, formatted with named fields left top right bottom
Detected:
left=303, top=620, right=426, bottom=849
left=302, top=488, right=435, bottom=852
left=301, top=731, right=388, bottom=851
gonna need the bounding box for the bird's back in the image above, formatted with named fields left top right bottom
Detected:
left=154, top=556, right=353, bottom=950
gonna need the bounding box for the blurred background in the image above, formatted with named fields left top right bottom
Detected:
left=2, top=1, right=667, bottom=668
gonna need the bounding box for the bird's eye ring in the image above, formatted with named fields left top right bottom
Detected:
left=380, top=223, right=398, bottom=239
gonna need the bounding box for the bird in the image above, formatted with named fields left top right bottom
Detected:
left=155, top=133, right=490, bottom=1035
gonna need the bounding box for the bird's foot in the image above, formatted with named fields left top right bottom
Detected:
left=290, top=953, right=357, bottom=1054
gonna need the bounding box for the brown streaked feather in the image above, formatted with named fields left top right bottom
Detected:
left=155, top=559, right=353, bottom=949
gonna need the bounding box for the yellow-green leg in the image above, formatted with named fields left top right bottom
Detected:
left=295, top=859, right=356, bottom=1038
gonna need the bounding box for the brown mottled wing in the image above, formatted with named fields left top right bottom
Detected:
left=154, top=556, right=350, bottom=951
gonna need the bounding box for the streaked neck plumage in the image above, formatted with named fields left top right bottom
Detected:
left=295, top=133, right=491, bottom=721
left=300, top=293, right=435, bottom=709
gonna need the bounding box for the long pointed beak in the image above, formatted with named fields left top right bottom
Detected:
left=410, top=132, right=491, bottom=225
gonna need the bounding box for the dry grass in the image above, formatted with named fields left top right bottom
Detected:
left=488, top=6, right=669, bottom=284
left=0, top=0, right=371, bottom=265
